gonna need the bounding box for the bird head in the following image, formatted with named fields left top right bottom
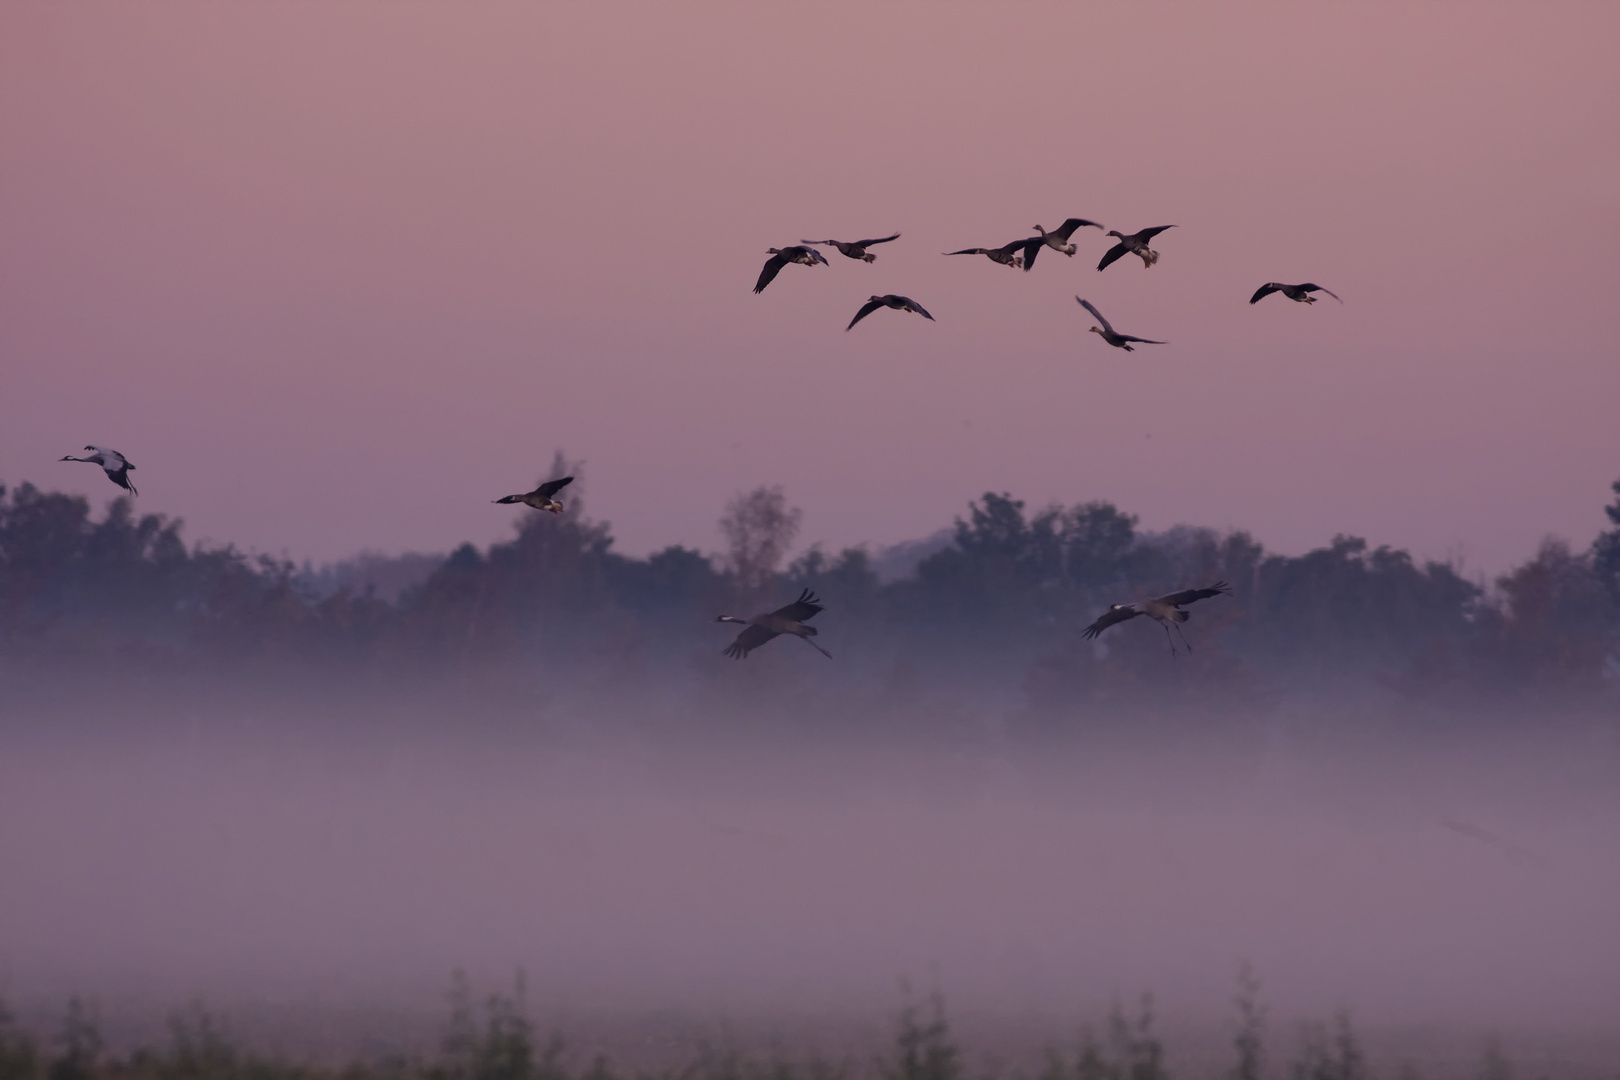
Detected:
left=1088, top=326, right=1103, bottom=336
left=1106, top=230, right=1123, bottom=239
left=869, top=295, right=882, bottom=302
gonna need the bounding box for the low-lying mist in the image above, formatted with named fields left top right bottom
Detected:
left=2, top=674, right=1615, bottom=1073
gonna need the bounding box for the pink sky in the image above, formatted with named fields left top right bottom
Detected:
left=3, top=2, right=1617, bottom=573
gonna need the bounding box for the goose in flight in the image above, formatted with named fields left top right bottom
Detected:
left=1097, top=225, right=1176, bottom=270
left=944, top=239, right=1038, bottom=269
left=847, top=294, right=934, bottom=331
left=717, top=588, right=832, bottom=659
left=60, top=445, right=136, bottom=495
left=1082, top=582, right=1232, bottom=657
left=804, top=234, right=901, bottom=263
left=1075, top=297, right=1165, bottom=352
left=494, top=476, right=574, bottom=514
left=1250, top=282, right=1342, bottom=305
left=1028, top=218, right=1105, bottom=268
left=754, top=245, right=829, bottom=294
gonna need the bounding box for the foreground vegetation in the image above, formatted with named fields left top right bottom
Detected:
left=0, top=973, right=1549, bottom=1080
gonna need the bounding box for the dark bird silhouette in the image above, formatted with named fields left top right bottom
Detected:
left=1097, top=225, right=1176, bottom=270
left=60, top=445, right=136, bottom=495
left=1249, top=282, right=1343, bottom=305
left=847, top=294, right=934, bottom=331
left=804, top=234, right=901, bottom=263
left=1082, top=582, right=1232, bottom=657
left=493, top=476, right=574, bottom=513
left=1075, top=297, right=1166, bottom=352
left=754, top=245, right=829, bottom=293
left=944, top=239, right=1039, bottom=269
left=1026, top=218, right=1105, bottom=270
left=717, top=588, right=832, bottom=659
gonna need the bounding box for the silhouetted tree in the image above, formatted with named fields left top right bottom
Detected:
left=719, top=486, right=801, bottom=598
left=1591, top=476, right=1620, bottom=610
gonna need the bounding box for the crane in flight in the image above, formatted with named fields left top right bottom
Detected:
left=60, top=446, right=137, bottom=496
left=717, top=589, right=832, bottom=659
left=1082, top=582, right=1232, bottom=657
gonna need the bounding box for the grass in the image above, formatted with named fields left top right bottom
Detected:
left=0, top=971, right=1561, bottom=1080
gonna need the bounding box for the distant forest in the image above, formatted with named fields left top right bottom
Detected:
left=3, top=461, right=1617, bottom=717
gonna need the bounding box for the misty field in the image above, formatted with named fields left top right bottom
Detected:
left=2, top=683, right=1617, bottom=1080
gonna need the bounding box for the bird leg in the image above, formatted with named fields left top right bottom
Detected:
left=1162, top=621, right=1178, bottom=658
left=799, top=635, right=834, bottom=659
left=1173, top=622, right=1194, bottom=654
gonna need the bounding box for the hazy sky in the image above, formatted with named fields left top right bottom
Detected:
left=3, top=2, right=1617, bottom=572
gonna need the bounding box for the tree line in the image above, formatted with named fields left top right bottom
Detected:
left=2, top=464, right=1616, bottom=715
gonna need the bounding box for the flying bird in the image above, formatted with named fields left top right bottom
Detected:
left=717, top=588, right=832, bottom=659
left=944, top=239, right=1038, bottom=269
left=60, top=445, right=136, bottom=495
left=1081, top=582, right=1232, bottom=657
left=493, top=476, right=574, bottom=513
left=754, top=245, right=829, bottom=294
left=1026, top=218, right=1105, bottom=269
left=1249, top=282, right=1343, bottom=305
left=804, top=234, right=901, bottom=263
left=847, top=294, right=934, bottom=331
left=1097, top=225, right=1176, bottom=270
left=1075, top=297, right=1166, bottom=352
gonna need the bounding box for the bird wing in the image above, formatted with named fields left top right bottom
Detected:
left=846, top=298, right=884, bottom=331
left=1075, top=297, right=1115, bottom=335
left=1054, top=218, right=1103, bottom=241
left=805, top=247, right=829, bottom=266
left=1019, top=237, right=1043, bottom=271
left=1096, top=243, right=1128, bottom=271
left=533, top=476, right=574, bottom=500
left=944, top=248, right=989, bottom=256
left=1156, top=582, right=1232, bottom=607
left=1301, top=284, right=1343, bottom=303
left=754, top=253, right=789, bottom=293
left=1249, top=283, right=1283, bottom=304
left=1081, top=606, right=1139, bottom=639
left=724, top=623, right=779, bottom=659
left=775, top=588, right=824, bottom=622
left=854, top=233, right=901, bottom=247
left=1136, top=225, right=1176, bottom=241
left=1117, top=335, right=1166, bottom=345
left=901, top=297, right=934, bottom=321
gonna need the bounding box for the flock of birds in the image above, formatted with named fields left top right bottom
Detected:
left=753, top=217, right=1340, bottom=349
left=58, top=211, right=1340, bottom=662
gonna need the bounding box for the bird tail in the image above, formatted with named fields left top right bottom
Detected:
left=1171, top=609, right=1191, bottom=623
left=802, top=625, right=818, bottom=636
